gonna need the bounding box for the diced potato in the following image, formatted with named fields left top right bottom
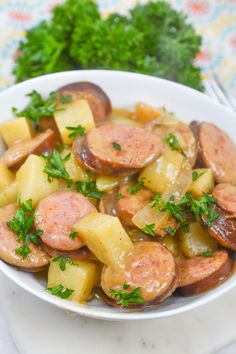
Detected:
left=0, top=162, right=14, bottom=191
left=178, top=223, right=218, bottom=257
left=132, top=204, right=177, bottom=237
left=61, top=148, right=89, bottom=182
left=54, top=99, right=95, bottom=144
left=16, top=154, right=59, bottom=206
left=96, top=175, right=120, bottom=191
left=75, top=212, right=133, bottom=269
left=163, top=235, right=179, bottom=256
left=48, top=260, right=97, bottom=304
left=188, top=168, right=214, bottom=198
left=0, top=181, right=18, bottom=207
left=109, top=114, right=141, bottom=127
left=0, top=117, right=34, bottom=147
left=135, top=102, right=163, bottom=123
left=140, top=148, right=184, bottom=193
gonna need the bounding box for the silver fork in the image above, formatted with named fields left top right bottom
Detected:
left=204, top=73, right=236, bottom=112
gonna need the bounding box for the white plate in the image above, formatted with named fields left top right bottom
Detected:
left=0, top=70, right=235, bottom=321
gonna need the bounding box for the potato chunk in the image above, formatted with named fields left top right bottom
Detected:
left=48, top=260, right=97, bottom=303
left=54, top=99, right=95, bottom=144
left=0, top=162, right=14, bottom=191
left=0, top=181, right=18, bottom=207
left=179, top=223, right=218, bottom=257
left=75, top=212, right=133, bottom=269
left=96, top=175, right=120, bottom=191
left=16, top=154, right=59, bottom=206
left=140, top=148, right=184, bottom=193
left=0, top=117, right=34, bottom=147
left=163, top=235, right=179, bottom=257
left=61, top=148, right=89, bottom=182
left=189, top=168, right=214, bottom=198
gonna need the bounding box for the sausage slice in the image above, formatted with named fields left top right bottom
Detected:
left=178, top=250, right=233, bottom=296
left=115, top=184, right=153, bottom=226
left=0, top=129, right=56, bottom=169
left=213, top=183, right=236, bottom=214
left=75, top=124, right=163, bottom=176
left=35, top=191, right=96, bottom=251
left=198, top=122, right=236, bottom=184
left=101, top=241, right=177, bottom=306
left=0, top=204, right=50, bottom=271
left=57, top=82, right=111, bottom=122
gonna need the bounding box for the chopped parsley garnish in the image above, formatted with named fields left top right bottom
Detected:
left=60, top=93, right=73, bottom=104
left=69, top=231, right=78, bottom=240
left=47, top=284, right=74, bottom=299
left=109, top=283, right=144, bottom=307
left=163, top=133, right=186, bottom=157
left=43, top=150, right=70, bottom=182
left=66, top=125, right=86, bottom=139
left=192, top=171, right=206, bottom=181
left=55, top=141, right=69, bottom=153
left=141, top=224, right=156, bottom=237
left=112, top=142, right=121, bottom=151
left=12, top=90, right=57, bottom=129
left=127, top=178, right=145, bottom=195
left=117, top=192, right=123, bottom=200
left=164, top=226, right=175, bottom=236
left=52, top=256, right=74, bottom=271
left=202, top=251, right=213, bottom=257
left=180, top=223, right=190, bottom=233
left=6, top=199, right=43, bottom=258
left=75, top=181, right=103, bottom=200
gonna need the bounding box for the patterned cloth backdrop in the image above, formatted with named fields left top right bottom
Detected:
left=0, top=0, right=236, bottom=93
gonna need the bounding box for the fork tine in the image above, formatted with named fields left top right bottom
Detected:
left=204, top=80, right=221, bottom=102
left=206, top=76, right=233, bottom=108
left=213, top=73, right=236, bottom=111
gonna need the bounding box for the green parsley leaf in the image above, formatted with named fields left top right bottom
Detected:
left=52, top=256, right=73, bottom=271
left=66, top=125, right=86, bottom=139
left=141, top=224, right=155, bottom=237
left=112, top=142, right=121, bottom=151
left=164, top=226, right=175, bottom=236
left=55, top=141, right=69, bottom=153
left=164, top=133, right=186, bottom=157
left=75, top=181, right=103, bottom=200
left=110, top=283, right=144, bottom=307
left=15, top=245, right=31, bottom=259
left=117, top=192, right=123, bottom=200
left=60, top=93, right=73, bottom=104
left=127, top=178, right=145, bottom=195
left=12, top=91, right=57, bottom=129
left=43, top=150, right=69, bottom=182
left=192, top=171, right=206, bottom=181
left=202, top=251, right=213, bottom=257
left=69, top=231, right=78, bottom=240
left=47, top=284, right=74, bottom=299
left=180, top=223, right=190, bottom=233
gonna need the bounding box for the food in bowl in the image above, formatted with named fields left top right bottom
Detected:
left=0, top=80, right=235, bottom=309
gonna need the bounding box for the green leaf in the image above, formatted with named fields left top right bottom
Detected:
left=69, top=231, right=78, bottom=240
left=52, top=256, right=73, bottom=271
left=127, top=178, right=145, bottom=195
left=15, top=245, right=31, bottom=259
left=43, top=150, right=70, bottom=182
left=141, top=224, right=156, bottom=237
left=164, top=226, right=175, bottom=236
left=47, top=284, right=74, bottom=299
left=163, top=133, right=186, bottom=157
left=192, top=171, right=206, bottom=181
left=110, top=283, right=144, bottom=307
left=75, top=181, right=103, bottom=200
left=112, top=142, right=121, bottom=151
left=60, top=93, right=73, bottom=104
left=202, top=251, right=213, bottom=257
left=66, top=125, right=86, bottom=139
left=117, top=192, right=123, bottom=200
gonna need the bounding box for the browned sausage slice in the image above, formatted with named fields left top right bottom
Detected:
left=35, top=191, right=96, bottom=251
left=213, top=183, right=236, bottom=214
left=0, top=204, right=50, bottom=271
left=178, top=250, right=233, bottom=296
left=41, top=243, right=91, bottom=261
left=101, top=241, right=177, bottom=306
left=0, top=129, right=56, bottom=169
left=199, top=122, right=236, bottom=184
left=147, top=121, right=197, bottom=167
left=57, top=82, right=111, bottom=122
left=75, top=125, right=163, bottom=176
left=115, top=184, right=153, bottom=226
left=202, top=205, right=236, bottom=251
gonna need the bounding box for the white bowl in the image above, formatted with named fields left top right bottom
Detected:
left=0, top=70, right=235, bottom=321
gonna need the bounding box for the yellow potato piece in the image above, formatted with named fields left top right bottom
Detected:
left=16, top=154, right=59, bottom=206
left=48, top=260, right=97, bottom=304
left=0, top=162, right=14, bottom=191
left=54, top=99, right=95, bottom=145
left=179, top=223, right=218, bottom=257
left=75, top=212, right=133, bottom=269
left=140, top=148, right=184, bottom=193
left=61, top=148, right=89, bottom=182
left=96, top=175, right=120, bottom=191
left=163, top=235, right=179, bottom=257
left=0, top=181, right=18, bottom=207
left=0, top=117, right=34, bottom=147
left=189, top=168, right=214, bottom=198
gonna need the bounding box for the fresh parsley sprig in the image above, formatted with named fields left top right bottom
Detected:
left=163, top=133, right=186, bottom=157
left=43, top=150, right=70, bottom=182
left=192, top=171, right=206, bottom=181
left=142, top=224, right=155, bottom=237
left=47, top=284, right=74, bottom=299
left=66, top=125, right=86, bottom=139
left=127, top=177, right=146, bottom=195
left=110, top=283, right=144, bottom=307
left=75, top=181, right=104, bottom=200
left=52, top=256, right=75, bottom=271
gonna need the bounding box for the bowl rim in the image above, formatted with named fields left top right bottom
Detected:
left=0, top=69, right=235, bottom=321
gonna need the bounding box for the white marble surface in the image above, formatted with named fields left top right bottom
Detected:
left=1, top=272, right=236, bottom=354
